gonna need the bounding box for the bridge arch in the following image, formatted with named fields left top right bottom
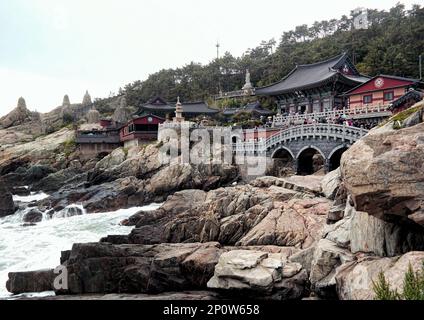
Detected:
left=271, top=146, right=295, bottom=160
left=296, top=146, right=326, bottom=175
left=328, top=144, right=349, bottom=171
left=295, top=145, right=325, bottom=160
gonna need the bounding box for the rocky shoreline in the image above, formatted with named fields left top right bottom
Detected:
left=2, top=103, right=424, bottom=300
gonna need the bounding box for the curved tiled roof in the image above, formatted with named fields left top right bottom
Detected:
left=256, top=53, right=368, bottom=96
left=138, top=98, right=218, bottom=114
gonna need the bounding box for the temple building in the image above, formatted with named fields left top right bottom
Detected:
left=255, top=53, right=369, bottom=114
left=136, top=96, right=218, bottom=119
left=120, top=114, right=165, bottom=148
left=343, top=75, right=424, bottom=109
left=75, top=126, right=122, bottom=160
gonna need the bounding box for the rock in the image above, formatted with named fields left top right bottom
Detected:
left=23, top=209, right=43, bottom=223
left=11, top=186, right=30, bottom=196
left=12, top=291, right=220, bottom=300
left=0, top=181, right=15, bottom=217
left=327, top=204, right=345, bottom=223
left=59, top=242, right=223, bottom=294
left=309, top=239, right=355, bottom=298
left=95, top=148, right=127, bottom=171
left=323, top=215, right=351, bottom=249
left=52, top=205, right=84, bottom=218
left=6, top=269, right=55, bottom=294
left=336, top=251, right=424, bottom=300
left=24, top=165, right=56, bottom=184
left=341, top=119, right=424, bottom=228
left=237, top=198, right=330, bottom=249
left=128, top=182, right=329, bottom=248
left=321, top=168, right=341, bottom=200
left=32, top=168, right=85, bottom=192
left=251, top=175, right=322, bottom=195
left=349, top=208, right=424, bottom=257
left=289, top=246, right=316, bottom=275
left=0, top=97, right=33, bottom=128
left=207, top=250, right=307, bottom=299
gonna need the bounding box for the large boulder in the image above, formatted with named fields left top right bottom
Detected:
left=237, top=198, right=330, bottom=248
left=341, top=118, right=424, bottom=228
left=0, top=181, right=15, bottom=217
left=6, top=269, right=55, bottom=294
left=58, top=242, right=223, bottom=294
left=23, top=209, right=43, bottom=223
left=207, top=250, right=307, bottom=299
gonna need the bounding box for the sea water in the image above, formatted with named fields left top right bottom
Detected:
left=0, top=192, right=162, bottom=299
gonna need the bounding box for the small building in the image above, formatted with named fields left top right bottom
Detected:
left=136, top=96, right=219, bottom=120
left=75, top=127, right=122, bottom=160
left=120, top=114, right=165, bottom=148
left=344, top=75, right=424, bottom=109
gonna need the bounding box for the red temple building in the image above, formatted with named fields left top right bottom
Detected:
left=344, top=75, right=423, bottom=109
left=120, top=114, right=165, bottom=148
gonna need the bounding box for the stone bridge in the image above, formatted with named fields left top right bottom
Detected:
left=233, top=124, right=369, bottom=174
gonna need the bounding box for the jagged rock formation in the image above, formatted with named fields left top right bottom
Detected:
left=0, top=97, right=33, bottom=128
left=112, top=96, right=132, bottom=123
left=86, top=107, right=100, bottom=124
left=62, top=95, right=71, bottom=108
left=82, top=90, right=92, bottom=106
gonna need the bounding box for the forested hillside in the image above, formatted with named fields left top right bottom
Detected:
left=101, top=3, right=423, bottom=108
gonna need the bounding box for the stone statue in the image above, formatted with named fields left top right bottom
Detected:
left=242, top=69, right=253, bottom=94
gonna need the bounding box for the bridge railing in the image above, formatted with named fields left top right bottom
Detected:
left=231, top=124, right=369, bottom=154
left=272, top=104, right=392, bottom=127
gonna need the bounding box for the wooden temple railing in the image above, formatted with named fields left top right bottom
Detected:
left=272, top=104, right=392, bottom=127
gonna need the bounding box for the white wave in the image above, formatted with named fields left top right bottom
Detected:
left=0, top=202, right=162, bottom=299
left=12, top=192, right=50, bottom=203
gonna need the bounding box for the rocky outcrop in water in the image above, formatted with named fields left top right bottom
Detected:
left=6, top=269, right=55, bottom=294
left=0, top=181, right=15, bottom=217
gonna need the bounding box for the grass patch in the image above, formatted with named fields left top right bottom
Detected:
left=62, top=137, right=76, bottom=157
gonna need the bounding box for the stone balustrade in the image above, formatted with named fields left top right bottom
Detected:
left=273, top=105, right=392, bottom=127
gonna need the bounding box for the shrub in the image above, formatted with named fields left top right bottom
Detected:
left=373, top=262, right=424, bottom=300
left=62, top=137, right=76, bottom=158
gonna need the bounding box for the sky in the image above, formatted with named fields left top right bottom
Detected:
left=0, top=0, right=419, bottom=116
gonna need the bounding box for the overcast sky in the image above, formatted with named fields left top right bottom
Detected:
left=0, top=0, right=418, bottom=116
